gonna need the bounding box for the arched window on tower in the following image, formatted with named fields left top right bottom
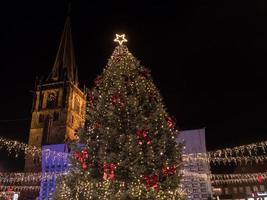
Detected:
left=46, top=92, right=57, bottom=108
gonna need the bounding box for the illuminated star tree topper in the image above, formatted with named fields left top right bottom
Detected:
left=114, top=34, right=128, bottom=45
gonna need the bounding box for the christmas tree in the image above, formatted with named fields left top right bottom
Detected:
left=55, top=34, right=186, bottom=200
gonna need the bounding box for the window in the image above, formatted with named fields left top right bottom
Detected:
left=39, top=114, right=44, bottom=123
left=233, top=187, right=238, bottom=194
left=224, top=187, right=229, bottom=195
left=192, top=183, right=199, bottom=187
left=239, top=186, right=244, bottom=193
left=200, top=183, right=206, bottom=187
left=245, top=186, right=251, bottom=195
left=193, top=189, right=198, bottom=193
left=53, top=112, right=59, bottom=121
left=39, top=93, right=44, bottom=109
left=72, top=115, right=74, bottom=124
left=260, top=185, right=265, bottom=191
left=201, top=188, right=207, bottom=193
left=253, top=185, right=259, bottom=192
left=46, top=92, right=57, bottom=108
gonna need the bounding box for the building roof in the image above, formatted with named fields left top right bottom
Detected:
left=46, top=16, right=78, bottom=85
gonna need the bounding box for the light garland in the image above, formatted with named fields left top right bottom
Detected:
left=0, top=137, right=41, bottom=157
left=0, top=137, right=69, bottom=164
left=183, top=153, right=267, bottom=165
left=0, top=170, right=208, bottom=185
left=1, top=136, right=267, bottom=166
left=0, top=186, right=40, bottom=191
left=0, top=191, right=19, bottom=199
left=182, top=153, right=209, bottom=162
left=2, top=170, right=266, bottom=188
left=208, top=141, right=267, bottom=157
left=209, top=155, right=267, bottom=165
left=211, top=172, right=267, bottom=185
left=0, top=172, right=68, bottom=184
left=212, top=172, right=267, bottom=180
left=181, top=170, right=209, bottom=179
left=183, top=138, right=267, bottom=164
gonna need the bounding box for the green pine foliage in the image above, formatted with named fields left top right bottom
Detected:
left=55, top=44, right=186, bottom=200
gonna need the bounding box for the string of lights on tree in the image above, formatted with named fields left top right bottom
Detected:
left=55, top=179, right=187, bottom=200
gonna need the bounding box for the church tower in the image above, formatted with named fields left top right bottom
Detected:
left=25, top=17, right=86, bottom=171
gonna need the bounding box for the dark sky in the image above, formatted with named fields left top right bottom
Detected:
left=0, top=0, right=267, bottom=160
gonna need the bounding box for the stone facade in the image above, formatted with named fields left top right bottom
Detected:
left=25, top=81, right=86, bottom=172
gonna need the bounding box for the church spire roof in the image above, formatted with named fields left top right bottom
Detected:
left=47, top=16, right=78, bottom=85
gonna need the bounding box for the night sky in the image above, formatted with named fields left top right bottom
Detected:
left=0, top=1, right=267, bottom=169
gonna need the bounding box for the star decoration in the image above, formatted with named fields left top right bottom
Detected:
left=114, top=34, right=128, bottom=45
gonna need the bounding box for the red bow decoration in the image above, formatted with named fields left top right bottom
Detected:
left=258, top=175, right=263, bottom=184
left=166, top=116, right=175, bottom=129
left=162, top=166, right=176, bottom=176
left=6, top=186, right=13, bottom=192
left=143, top=174, right=158, bottom=189
left=136, top=130, right=151, bottom=145
left=103, top=163, right=116, bottom=181
left=111, top=92, right=125, bottom=107
left=74, top=149, right=89, bottom=171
